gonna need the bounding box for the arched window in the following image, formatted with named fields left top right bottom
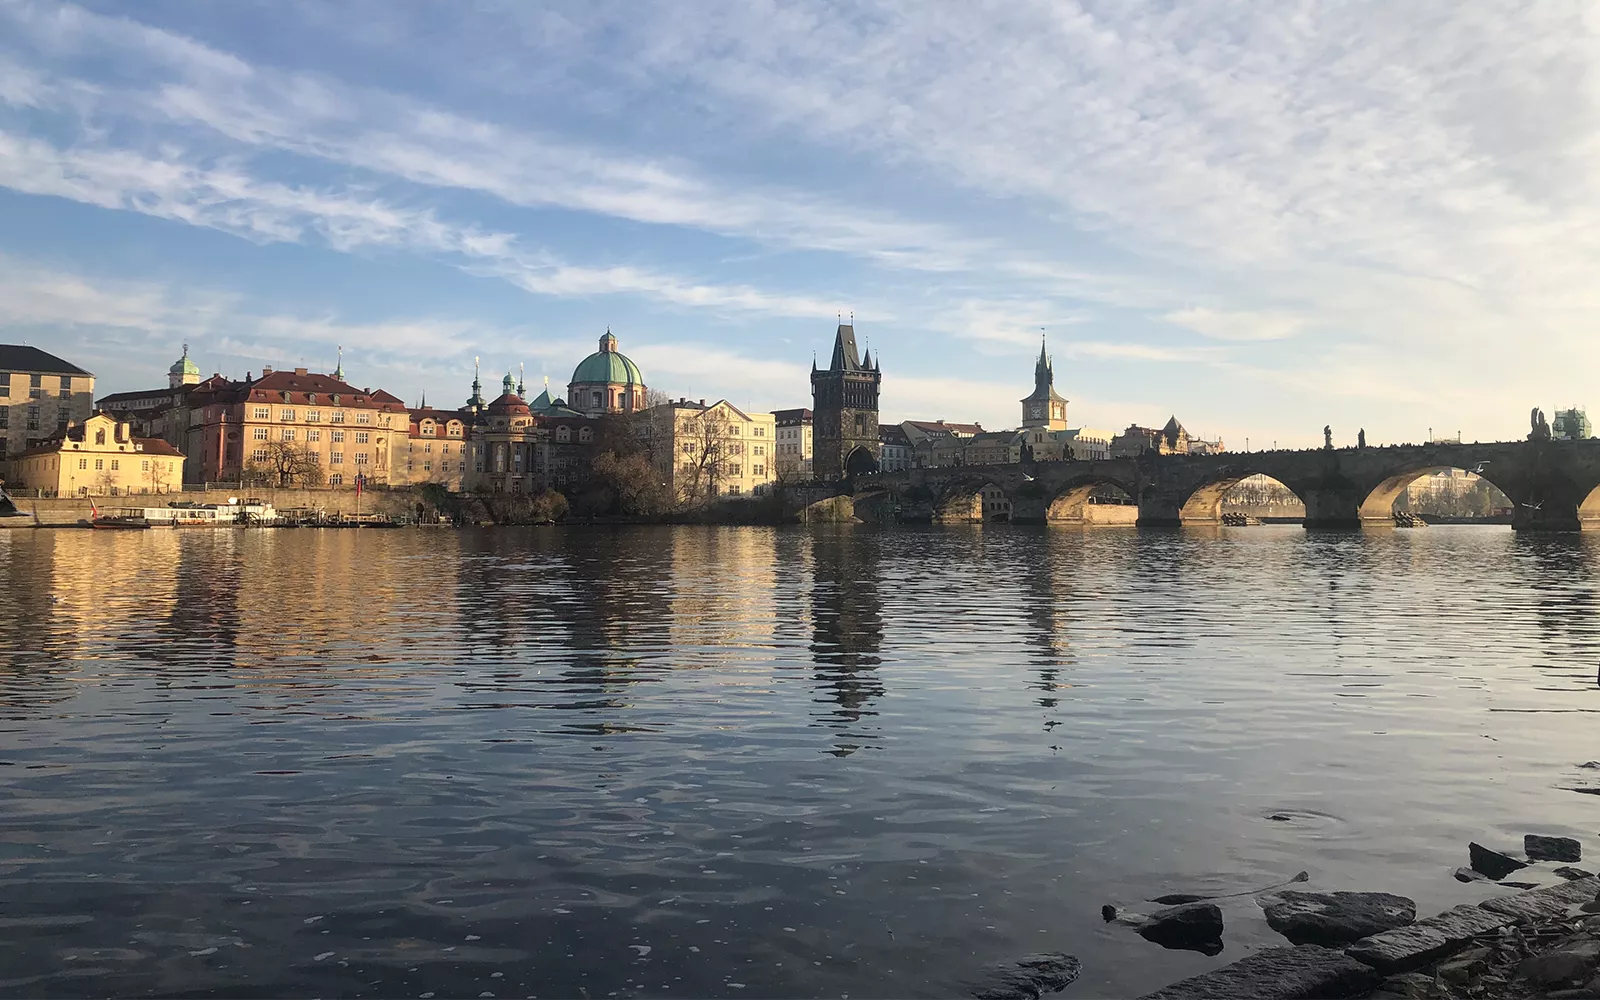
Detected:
left=556, top=425, right=571, bottom=443
left=579, top=426, right=593, bottom=443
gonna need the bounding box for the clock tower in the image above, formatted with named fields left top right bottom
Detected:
left=1021, top=338, right=1068, bottom=431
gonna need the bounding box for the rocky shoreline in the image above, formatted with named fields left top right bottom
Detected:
left=1103, top=834, right=1600, bottom=1000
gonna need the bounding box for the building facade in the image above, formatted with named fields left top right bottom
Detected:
left=0, top=345, right=95, bottom=478
left=8, top=413, right=184, bottom=496
left=810, top=323, right=881, bottom=480
left=568, top=330, right=648, bottom=418
left=400, top=405, right=470, bottom=490
left=878, top=423, right=912, bottom=471
left=1021, top=339, right=1068, bottom=430
left=772, top=408, right=814, bottom=479
left=649, top=398, right=776, bottom=499
left=1110, top=417, right=1193, bottom=458
left=182, top=367, right=411, bottom=486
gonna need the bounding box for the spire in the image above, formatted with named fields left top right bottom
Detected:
left=420, top=390, right=427, bottom=408
left=1034, top=335, right=1054, bottom=391
left=517, top=362, right=525, bottom=397
left=829, top=321, right=862, bottom=371
left=468, top=356, right=485, bottom=410
left=333, top=345, right=345, bottom=381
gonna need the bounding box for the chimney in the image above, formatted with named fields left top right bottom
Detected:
left=700, top=399, right=706, bottom=407
left=262, top=366, right=274, bottom=375
left=295, top=367, right=308, bottom=376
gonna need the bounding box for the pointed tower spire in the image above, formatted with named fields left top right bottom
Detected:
left=420, top=390, right=427, bottom=408
left=517, top=362, right=525, bottom=397
left=333, top=345, right=345, bottom=381
left=468, top=356, right=485, bottom=410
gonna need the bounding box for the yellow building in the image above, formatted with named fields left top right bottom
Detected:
left=649, top=399, right=776, bottom=499
left=9, top=413, right=184, bottom=496
left=399, top=405, right=470, bottom=489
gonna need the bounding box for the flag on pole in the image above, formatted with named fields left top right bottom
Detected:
left=354, top=474, right=363, bottom=498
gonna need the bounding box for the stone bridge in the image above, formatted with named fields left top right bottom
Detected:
left=784, top=439, right=1600, bottom=530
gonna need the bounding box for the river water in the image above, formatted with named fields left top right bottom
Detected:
left=3, top=525, right=1600, bottom=998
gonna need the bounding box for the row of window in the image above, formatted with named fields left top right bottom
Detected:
left=0, top=374, right=74, bottom=392
left=251, top=428, right=373, bottom=444
left=415, top=442, right=457, bottom=454
left=250, top=406, right=373, bottom=424
left=250, top=450, right=370, bottom=465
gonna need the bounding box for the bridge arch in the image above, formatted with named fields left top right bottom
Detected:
left=928, top=472, right=1008, bottom=522
left=1357, top=465, right=1515, bottom=523
left=1178, top=471, right=1307, bottom=523
left=1043, top=476, right=1140, bottom=523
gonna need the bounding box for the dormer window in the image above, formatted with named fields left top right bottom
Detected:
left=281, top=391, right=291, bottom=403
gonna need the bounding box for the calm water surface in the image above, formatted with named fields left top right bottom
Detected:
left=3, top=525, right=1600, bottom=998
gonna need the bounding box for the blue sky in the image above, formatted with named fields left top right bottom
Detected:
left=1, top=0, right=1595, bottom=447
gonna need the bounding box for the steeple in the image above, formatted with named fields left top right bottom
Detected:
left=517, top=363, right=525, bottom=397
left=1034, top=336, right=1053, bottom=392
left=828, top=322, right=862, bottom=371
left=420, top=390, right=427, bottom=409
left=467, top=356, right=485, bottom=411
left=333, top=345, right=345, bottom=381
left=1021, top=334, right=1067, bottom=430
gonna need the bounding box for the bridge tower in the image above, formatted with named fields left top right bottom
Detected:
left=1021, top=337, right=1068, bottom=431
left=811, top=322, right=882, bottom=481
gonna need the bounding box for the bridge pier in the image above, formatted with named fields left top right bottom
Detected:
left=1009, top=496, right=1050, bottom=524
left=1136, top=491, right=1184, bottom=527
left=1301, top=488, right=1364, bottom=529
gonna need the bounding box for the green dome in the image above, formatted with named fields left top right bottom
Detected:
left=570, top=331, right=645, bottom=387
left=170, top=345, right=200, bottom=376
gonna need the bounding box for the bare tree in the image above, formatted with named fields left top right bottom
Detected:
left=246, top=443, right=326, bottom=487
left=677, top=406, right=733, bottom=503
left=146, top=457, right=173, bottom=494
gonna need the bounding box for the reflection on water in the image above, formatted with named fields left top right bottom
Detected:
left=4, top=525, right=1600, bottom=997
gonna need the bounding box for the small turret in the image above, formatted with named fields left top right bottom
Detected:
left=333, top=345, right=345, bottom=382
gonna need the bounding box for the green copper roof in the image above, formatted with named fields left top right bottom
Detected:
left=570, top=331, right=645, bottom=387
left=170, top=345, right=200, bottom=376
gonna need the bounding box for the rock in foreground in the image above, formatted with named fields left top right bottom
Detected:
left=1137, top=945, right=1378, bottom=1000
left=1525, top=834, right=1582, bottom=863
left=967, top=952, right=1082, bottom=1000
left=1260, top=890, right=1416, bottom=946
left=1137, top=902, right=1224, bottom=953
left=1469, top=842, right=1528, bottom=880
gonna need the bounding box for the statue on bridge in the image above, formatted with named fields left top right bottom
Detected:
left=1530, top=407, right=1552, bottom=442
left=1323, top=425, right=1333, bottom=450
left=1357, top=428, right=1366, bottom=450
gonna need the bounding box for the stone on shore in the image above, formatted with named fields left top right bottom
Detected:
left=1259, top=891, right=1415, bottom=946
left=1470, top=841, right=1529, bottom=880
left=1137, top=902, right=1224, bottom=952
left=1345, top=903, right=1511, bottom=974
left=1554, top=866, right=1596, bottom=881
left=1527, top=834, right=1584, bottom=863
left=967, top=952, right=1082, bottom=1000
left=1518, top=939, right=1600, bottom=989
left=1136, top=944, right=1378, bottom=1000
left=1479, top=876, right=1600, bottom=921
left=1454, top=866, right=1491, bottom=883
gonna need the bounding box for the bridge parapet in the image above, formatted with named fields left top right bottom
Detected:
left=850, top=440, right=1600, bottom=530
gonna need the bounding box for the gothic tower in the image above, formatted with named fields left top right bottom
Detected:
left=1021, top=338, right=1068, bottom=431
left=811, top=322, right=882, bottom=481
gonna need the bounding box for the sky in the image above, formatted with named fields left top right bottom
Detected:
left=2, top=0, right=1597, bottom=447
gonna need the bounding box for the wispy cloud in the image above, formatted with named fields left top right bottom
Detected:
left=1164, top=307, right=1304, bottom=343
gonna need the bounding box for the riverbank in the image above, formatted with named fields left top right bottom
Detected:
left=1126, top=842, right=1600, bottom=1000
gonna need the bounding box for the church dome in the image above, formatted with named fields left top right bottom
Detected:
left=486, top=392, right=530, bottom=417
left=570, top=330, right=645, bottom=387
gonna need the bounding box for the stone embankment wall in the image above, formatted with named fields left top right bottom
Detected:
left=3, top=488, right=421, bottom=527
